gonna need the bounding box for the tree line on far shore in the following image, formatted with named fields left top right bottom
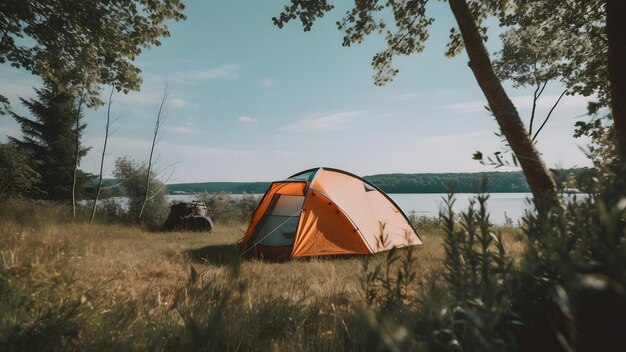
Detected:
left=165, top=168, right=593, bottom=194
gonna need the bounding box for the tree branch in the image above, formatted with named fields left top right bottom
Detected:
left=90, top=86, right=115, bottom=223
left=532, top=89, right=567, bottom=142
left=138, top=82, right=168, bottom=220
left=71, top=94, right=84, bottom=219
left=529, top=80, right=547, bottom=136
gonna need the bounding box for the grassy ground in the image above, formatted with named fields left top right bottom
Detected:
left=0, top=200, right=524, bottom=351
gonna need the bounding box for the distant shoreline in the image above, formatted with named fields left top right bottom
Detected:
left=165, top=168, right=591, bottom=195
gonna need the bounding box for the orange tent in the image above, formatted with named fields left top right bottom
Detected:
left=241, top=167, right=422, bottom=258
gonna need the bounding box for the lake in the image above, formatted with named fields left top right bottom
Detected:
left=168, top=192, right=534, bottom=225
left=389, top=193, right=533, bottom=225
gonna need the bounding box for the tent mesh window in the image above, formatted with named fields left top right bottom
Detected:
left=287, top=169, right=317, bottom=182
left=250, top=194, right=304, bottom=247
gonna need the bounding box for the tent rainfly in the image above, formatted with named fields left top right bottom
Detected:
left=241, top=167, right=422, bottom=258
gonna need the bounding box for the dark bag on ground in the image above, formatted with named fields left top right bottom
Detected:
left=163, top=201, right=214, bottom=232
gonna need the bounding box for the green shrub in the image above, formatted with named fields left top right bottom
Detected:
left=95, top=198, right=127, bottom=224
left=509, top=165, right=626, bottom=351
left=194, top=192, right=260, bottom=225
left=359, top=165, right=625, bottom=351
left=113, top=157, right=169, bottom=227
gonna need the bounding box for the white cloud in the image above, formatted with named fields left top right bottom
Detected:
left=169, top=126, right=196, bottom=134
left=114, top=90, right=186, bottom=110
left=170, top=98, right=188, bottom=107
left=81, top=136, right=259, bottom=179
left=112, top=64, right=238, bottom=109
left=115, top=89, right=165, bottom=107
left=162, top=142, right=255, bottom=158
left=283, top=111, right=365, bottom=132
left=238, top=115, right=258, bottom=124
left=441, top=100, right=487, bottom=114
left=440, top=94, right=591, bottom=114
left=179, top=64, right=239, bottom=83
left=98, top=137, right=254, bottom=158
left=375, top=92, right=419, bottom=102
left=260, top=78, right=275, bottom=87
left=511, top=94, right=590, bottom=110
left=114, top=65, right=240, bottom=107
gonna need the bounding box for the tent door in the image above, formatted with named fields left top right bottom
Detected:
left=249, top=194, right=304, bottom=247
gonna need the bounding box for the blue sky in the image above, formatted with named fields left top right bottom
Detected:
left=0, top=0, right=593, bottom=183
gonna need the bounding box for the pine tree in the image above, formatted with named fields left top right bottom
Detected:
left=9, top=83, right=89, bottom=201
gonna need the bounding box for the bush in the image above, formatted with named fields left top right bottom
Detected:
left=0, top=143, right=41, bottom=199
left=113, top=157, right=169, bottom=227
left=359, top=164, right=625, bottom=351
left=428, top=194, right=515, bottom=351
left=95, top=198, right=127, bottom=224
left=509, top=167, right=626, bottom=351
left=194, top=192, right=260, bottom=225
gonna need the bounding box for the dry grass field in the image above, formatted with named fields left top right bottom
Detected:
left=0, top=199, right=525, bottom=351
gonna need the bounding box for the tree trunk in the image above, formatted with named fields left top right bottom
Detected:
left=607, top=0, right=626, bottom=158
left=72, top=96, right=84, bottom=219
left=448, top=0, right=557, bottom=206
left=90, top=87, right=114, bottom=223
left=138, top=84, right=167, bottom=220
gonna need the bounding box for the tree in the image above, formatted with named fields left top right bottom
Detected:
left=606, top=0, right=626, bottom=157
left=492, top=24, right=568, bottom=142
left=138, top=84, right=168, bottom=220
left=113, top=157, right=168, bottom=226
left=0, top=143, right=40, bottom=199
left=496, top=1, right=607, bottom=106
left=9, top=82, right=89, bottom=201
left=493, top=1, right=610, bottom=160
left=90, top=88, right=116, bottom=223
left=71, top=95, right=85, bottom=218
left=0, top=0, right=186, bottom=109
left=273, top=0, right=558, bottom=205
left=495, top=1, right=626, bottom=163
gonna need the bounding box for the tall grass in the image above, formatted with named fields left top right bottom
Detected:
left=3, top=166, right=622, bottom=351
left=1, top=198, right=441, bottom=351
left=356, top=169, right=625, bottom=351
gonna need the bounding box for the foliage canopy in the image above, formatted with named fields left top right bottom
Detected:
left=0, top=0, right=186, bottom=107
left=494, top=0, right=607, bottom=103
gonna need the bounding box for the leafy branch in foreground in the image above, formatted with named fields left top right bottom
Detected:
left=430, top=193, right=515, bottom=351
left=0, top=0, right=186, bottom=107
left=361, top=229, right=419, bottom=312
